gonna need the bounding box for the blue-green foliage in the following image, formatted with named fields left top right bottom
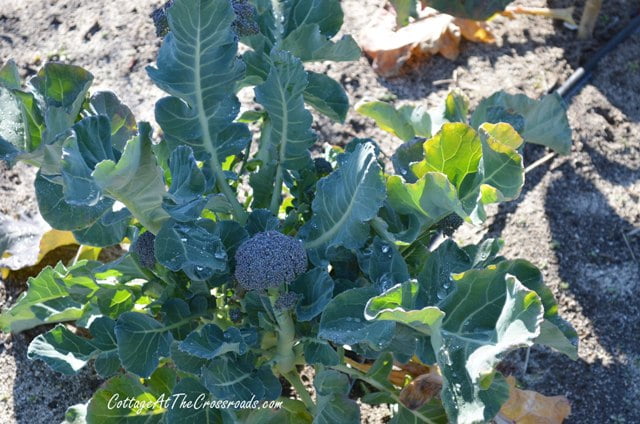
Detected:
left=0, top=0, right=577, bottom=423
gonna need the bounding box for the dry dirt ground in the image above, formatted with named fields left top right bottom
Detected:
left=1, top=0, right=639, bottom=423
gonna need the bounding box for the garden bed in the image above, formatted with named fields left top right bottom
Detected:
left=0, top=0, right=638, bottom=422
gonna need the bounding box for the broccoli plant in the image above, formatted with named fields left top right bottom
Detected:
left=0, top=0, right=577, bottom=423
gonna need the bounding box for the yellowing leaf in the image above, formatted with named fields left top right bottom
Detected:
left=37, top=230, right=78, bottom=262
left=360, top=8, right=495, bottom=77
left=499, top=376, right=571, bottom=423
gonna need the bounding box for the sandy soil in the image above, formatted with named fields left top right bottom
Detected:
left=1, top=0, right=639, bottom=422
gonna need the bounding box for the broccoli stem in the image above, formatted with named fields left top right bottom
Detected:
left=268, top=293, right=296, bottom=374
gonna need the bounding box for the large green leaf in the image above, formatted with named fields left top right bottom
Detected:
left=114, top=311, right=173, bottom=378
left=202, top=354, right=281, bottom=401
left=89, top=317, right=122, bottom=378
left=427, top=0, right=513, bottom=20
left=89, top=91, right=136, bottom=152
left=357, top=236, right=410, bottom=291
left=252, top=49, right=316, bottom=210
left=154, top=219, right=227, bottom=281
left=356, top=101, right=415, bottom=141
left=282, top=0, right=344, bottom=38
left=179, top=324, right=248, bottom=359
left=303, top=71, right=349, bottom=123
left=301, top=142, right=386, bottom=265
left=29, top=62, right=93, bottom=142
left=366, top=264, right=545, bottom=424
left=148, top=0, right=250, bottom=211
left=92, top=123, right=169, bottom=234
left=0, top=261, right=99, bottom=333
left=319, top=287, right=395, bottom=349
left=281, top=25, right=360, bottom=63
left=386, top=172, right=465, bottom=229
left=411, top=123, right=482, bottom=192
left=470, top=91, right=571, bottom=154
left=72, top=208, right=131, bottom=247
left=27, top=324, right=96, bottom=374
left=35, top=172, right=114, bottom=231
left=289, top=268, right=335, bottom=321
left=86, top=374, right=164, bottom=423
left=313, top=370, right=360, bottom=424
left=61, top=116, right=117, bottom=206
left=166, top=378, right=229, bottom=423
left=162, top=145, right=208, bottom=222
left=388, top=122, right=525, bottom=226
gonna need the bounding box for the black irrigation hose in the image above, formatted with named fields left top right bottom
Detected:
left=554, top=13, right=640, bottom=100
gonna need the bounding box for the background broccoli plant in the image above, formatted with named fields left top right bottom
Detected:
left=0, top=0, right=577, bottom=423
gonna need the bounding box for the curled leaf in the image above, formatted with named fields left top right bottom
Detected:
left=399, top=372, right=443, bottom=410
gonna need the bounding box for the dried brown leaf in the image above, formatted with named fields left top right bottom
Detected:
left=360, top=8, right=495, bottom=77
left=499, top=376, right=571, bottom=424
left=399, top=372, right=443, bottom=410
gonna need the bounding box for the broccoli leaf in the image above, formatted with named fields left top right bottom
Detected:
left=162, top=145, right=208, bottom=222
left=61, top=116, right=117, bottom=206
left=302, top=142, right=386, bottom=265
left=34, top=172, right=114, bottom=231
left=148, top=0, right=250, bottom=211
left=314, top=370, right=361, bottom=424
left=319, top=287, right=395, bottom=349
left=202, top=354, right=281, bottom=401
left=367, top=265, right=544, bottom=424
left=30, top=63, right=93, bottom=143
left=154, top=219, right=227, bottom=281
left=289, top=268, right=335, bottom=321
left=282, top=25, right=360, bottom=63
left=251, top=49, right=316, bottom=211
left=92, top=123, right=169, bottom=234
left=114, top=312, right=173, bottom=378
left=89, top=91, right=137, bottom=152
left=470, top=91, right=571, bottom=154
left=303, top=71, right=349, bottom=123
left=89, top=317, right=122, bottom=378
left=0, top=261, right=99, bottom=333
left=388, top=122, right=525, bottom=226
left=427, top=0, right=513, bottom=20
left=179, top=324, right=248, bottom=359
left=27, top=324, right=97, bottom=374
left=86, top=374, right=165, bottom=423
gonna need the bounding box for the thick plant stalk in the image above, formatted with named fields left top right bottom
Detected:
left=269, top=294, right=296, bottom=374
left=578, top=0, right=603, bottom=39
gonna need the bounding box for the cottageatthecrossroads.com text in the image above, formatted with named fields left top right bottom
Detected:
left=107, top=393, right=284, bottom=414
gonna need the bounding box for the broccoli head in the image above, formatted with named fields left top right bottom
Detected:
left=229, top=308, right=243, bottom=323
left=435, top=213, right=464, bottom=237
left=132, top=231, right=156, bottom=269
left=314, top=157, right=333, bottom=176
left=234, top=231, right=308, bottom=290
left=231, top=0, right=259, bottom=37
left=151, top=0, right=174, bottom=37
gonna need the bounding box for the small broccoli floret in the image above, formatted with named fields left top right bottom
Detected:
left=229, top=308, right=243, bottom=323
left=132, top=231, right=156, bottom=269
left=274, top=292, right=300, bottom=311
left=436, top=213, right=464, bottom=237
left=231, top=0, right=259, bottom=37
left=234, top=231, right=307, bottom=290
left=151, top=0, right=174, bottom=37
left=314, top=157, right=333, bottom=176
